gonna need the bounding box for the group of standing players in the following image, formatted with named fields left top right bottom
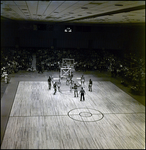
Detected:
left=47, top=73, right=92, bottom=101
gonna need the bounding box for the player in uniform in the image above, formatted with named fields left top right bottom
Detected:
left=57, top=79, right=61, bottom=92
left=48, top=76, right=52, bottom=90
left=73, top=83, right=80, bottom=97
left=80, top=75, right=85, bottom=87
left=88, top=79, right=93, bottom=92
left=53, top=82, right=57, bottom=95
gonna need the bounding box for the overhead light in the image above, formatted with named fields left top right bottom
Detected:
left=64, top=27, right=72, bottom=32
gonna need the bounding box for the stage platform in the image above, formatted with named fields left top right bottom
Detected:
left=1, top=77, right=145, bottom=149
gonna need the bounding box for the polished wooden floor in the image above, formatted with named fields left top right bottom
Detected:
left=1, top=71, right=145, bottom=149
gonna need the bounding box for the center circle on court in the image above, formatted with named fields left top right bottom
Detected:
left=79, top=112, right=92, bottom=117
left=67, top=108, right=104, bottom=122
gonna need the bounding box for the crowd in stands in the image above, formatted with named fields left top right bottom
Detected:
left=1, top=47, right=33, bottom=75
left=35, top=48, right=111, bottom=72
left=1, top=47, right=145, bottom=95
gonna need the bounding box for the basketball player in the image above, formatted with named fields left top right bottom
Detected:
left=51, top=75, right=54, bottom=84
left=48, top=76, right=52, bottom=90
left=70, top=80, right=74, bottom=92
left=69, top=71, right=73, bottom=80
left=53, top=82, right=57, bottom=95
left=88, top=79, right=93, bottom=92
left=80, top=75, right=85, bottom=87
left=73, top=83, right=80, bottom=97
left=57, top=79, right=61, bottom=92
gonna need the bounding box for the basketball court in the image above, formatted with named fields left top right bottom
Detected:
left=1, top=72, right=145, bottom=149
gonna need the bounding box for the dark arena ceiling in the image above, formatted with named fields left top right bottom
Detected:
left=1, top=1, right=145, bottom=24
